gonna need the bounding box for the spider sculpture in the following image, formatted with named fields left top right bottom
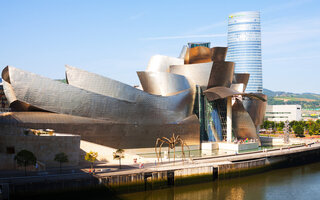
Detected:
left=155, top=133, right=190, bottom=163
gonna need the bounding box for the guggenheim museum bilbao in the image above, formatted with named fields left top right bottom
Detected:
left=0, top=43, right=267, bottom=153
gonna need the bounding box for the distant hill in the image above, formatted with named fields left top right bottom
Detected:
left=56, top=79, right=67, bottom=83
left=263, top=88, right=320, bottom=109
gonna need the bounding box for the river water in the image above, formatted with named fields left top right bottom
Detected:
left=120, top=162, right=320, bottom=200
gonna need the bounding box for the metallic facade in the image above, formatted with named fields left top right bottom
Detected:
left=211, top=47, right=228, bottom=62
left=207, top=62, right=234, bottom=88
left=137, top=71, right=191, bottom=96
left=3, top=66, right=194, bottom=125
left=233, top=73, right=250, bottom=90
left=243, top=94, right=267, bottom=129
left=232, top=99, right=260, bottom=140
left=184, top=46, right=212, bottom=64
left=1, top=65, right=200, bottom=148
left=204, top=87, right=266, bottom=102
left=170, top=62, right=213, bottom=89
left=0, top=42, right=267, bottom=148
left=227, top=11, right=263, bottom=93
left=0, top=112, right=200, bottom=149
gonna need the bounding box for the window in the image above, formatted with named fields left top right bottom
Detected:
left=6, top=147, right=15, bottom=154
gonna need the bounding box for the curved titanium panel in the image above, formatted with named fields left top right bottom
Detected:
left=170, top=62, right=213, bottom=89
left=204, top=87, right=240, bottom=101
left=2, top=67, right=16, bottom=104
left=137, top=71, right=191, bottom=96
left=66, top=65, right=143, bottom=102
left=2, top=67, right=46, bottom=112
left=242, top=94, right=267, bottom=127
left=210, top=47, right=228, bottom=62
left=184, top=46, right=212, bottom=64
left=179, top=45, right=188, bottom=59
left=230, top=83, right=245, bottom=93
left=146, top=55, right=183, bottom=72
left=66, top=65, right=195, bottom=104
left=232, top=99, right=260, bottom=140
left=204, top=87, right=267, bottom=102
left=233, top=73, right=250, bottom=91
left=207, top=61, right=234, bottom=88
left=3, top=66, right=194, bottom=124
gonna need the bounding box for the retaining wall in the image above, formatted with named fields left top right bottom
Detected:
left=3, top=145, right=320, bottom=197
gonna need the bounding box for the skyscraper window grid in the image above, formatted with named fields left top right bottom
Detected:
left=227, top=11, right=263, bottom=93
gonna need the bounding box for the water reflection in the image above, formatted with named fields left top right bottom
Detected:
left=121, top=162, right=320, bottom=200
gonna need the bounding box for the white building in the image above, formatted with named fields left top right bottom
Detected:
left=265, top=105, right=302, bottom=122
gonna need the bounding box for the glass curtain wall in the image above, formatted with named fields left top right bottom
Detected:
left=194, top=86, right=227, bottom=142
left=227, top=11, right=263, bottom=93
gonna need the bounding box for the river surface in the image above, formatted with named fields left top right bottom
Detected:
left=119, top=162, right=320, bottom=200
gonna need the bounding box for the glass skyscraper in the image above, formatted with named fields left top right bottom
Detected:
left=227, top=11, right=263, bottom=93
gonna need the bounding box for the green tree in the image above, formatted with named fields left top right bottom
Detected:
left=113, top=149, right=125, bottom=169
left=85, top=151, right=98, bottom=170
left=54, top=152, right=69, bottom=173
left=263, top=120, right=270, bottom=129
left=293, top=124, right=304, bottom=137
left=309, top=121, right=320, bottom=135
left=289, top=120, right=297, bottom=128
left=270, top=121, right=276, bottom=132
left=14, top=150, right=37, bottom=176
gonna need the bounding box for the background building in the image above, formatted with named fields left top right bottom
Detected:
left=227, top=11, right=263, bottom=93
left=265, top=105, right=302, bottom=122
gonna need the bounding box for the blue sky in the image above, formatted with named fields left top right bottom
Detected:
left=1, top=0, right=320, bottom=93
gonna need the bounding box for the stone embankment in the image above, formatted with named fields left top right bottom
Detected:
left=96, top=142, right=320, bottom=193
left=2, top=142, right=320, bottom=196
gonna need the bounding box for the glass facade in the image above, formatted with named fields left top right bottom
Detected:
left=188, top=42, right=211, bottom=48
left=227, top=11, right=263, bottom=93
left=194, top=86, right=227, bottom=142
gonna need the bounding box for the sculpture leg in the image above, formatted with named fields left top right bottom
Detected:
left=174, top=146, right=176, bottom=164
left=155, top=139, right=160, bottom=162
left=159, top=142, right=165, bottom=163
left=185, top=143, right=191, bottom=159
left=181, top=143, right=185, bottom=161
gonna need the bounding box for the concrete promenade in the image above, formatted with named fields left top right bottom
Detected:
left=95, top=142, right=320, bottom=178
left=1, top=142, right=319, bottom=182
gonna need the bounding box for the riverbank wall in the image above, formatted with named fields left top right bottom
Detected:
left=100, top=144, right=320, bottom=193
left=3, top=144, right=320, bottom=198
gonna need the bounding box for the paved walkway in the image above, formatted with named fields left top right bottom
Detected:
left=1, top=141, right=319, bottom=183
left=95, top=142, right=320, bottom=177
